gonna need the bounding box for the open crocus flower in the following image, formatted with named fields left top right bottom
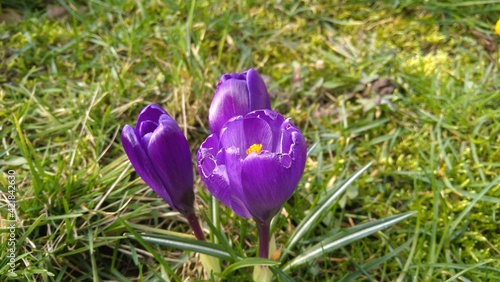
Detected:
left=122, top=104, right=204, bottom=240
left=197, top=109, right=306, bottom=257
left=208, top=68, right=271, bottom=135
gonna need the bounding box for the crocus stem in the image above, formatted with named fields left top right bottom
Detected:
left=186, top=213, right=205, bottom=241
left=256, top=220, right=270, bottom=258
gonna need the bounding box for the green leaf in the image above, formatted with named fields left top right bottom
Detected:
left=443, top=178, right=500, bottom=204
left=269, top=266, right=296, bottom=282
left=307, top=142, right=319, bottom=156
left=322, top=80, right=347, bottom=89
left=201, top=208, right=239, bottom=260
left=126, top=223, right=197, bottom=238
left=283, top=211, right=417, bottom=271
left=131, top=233, right=235, bottom=261
left=285, top=161, right=373, bottom=255
left=221, top=258, right=279, bottom=277
left=121, top=219, right=180, bottom=281
left=444, top=260, right=495, bottom=282
left=0, top=156, right=27, bottom=166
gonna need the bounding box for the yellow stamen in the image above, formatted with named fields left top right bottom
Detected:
left=246, top=143, right=263, bottom=155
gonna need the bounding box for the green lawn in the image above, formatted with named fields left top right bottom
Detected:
left=1, top=0, right=500, bottom=281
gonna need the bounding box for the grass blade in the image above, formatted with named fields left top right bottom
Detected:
left=444, top=259, right=495, bottom=282
left=285, top=161, right=373, bottom=254
left=341, top=235, right=415, bottom=281
left=121, top=219, right=180, bottom=281
left=307, top=141, right=319, bottom=156
left=269, top=266, right=296, bottom=282
left=221, top=258, right=279, bottom=277
left=131, top=233, right=235, bottom=261
left=283, top=211, right=417, bottom=271
left=449, top=175, right=500, bottom=235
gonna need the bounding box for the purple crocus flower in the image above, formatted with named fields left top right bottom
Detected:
left=122, top=104, right=204, bottom=240
left=208, top=68, right=271, bottom=135
left=197, top=109, right=306, bottom=257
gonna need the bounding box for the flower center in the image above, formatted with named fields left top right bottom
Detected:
left=246, top=143, right=263, bottom=155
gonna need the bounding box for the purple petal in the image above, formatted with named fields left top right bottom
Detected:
left=279, top=154, right=292, bottom=168
left=147, top=115, right=194, bottom=215
left=198, top=135, right=221, bottom=180
left=246, top=68, right=271, bottom=110
left=209, top=79, right=250, bottom=134
left=223, top=147, right=252, bottom=218
left=279, top=119, right=300, bottom=154
left=121, top=125, right=174, bottom=207
left=288, top=130, right=307, bottom=176
left=220, top=71, right=247, bottom=83
left=239, top=152, right=301, bottom=223
left=229, top=193, right=252, bottom=218
left=200, top=155, right=217, bottom=178
left=140, top=132, right=153, bottom=150
left=226, top=115, right=306, bottom=223
left=197, top=135, right=251, bottom=218
left=199, top=160, right=231, bottom=206
left=138, top=120, right=158, bottom=137
left=219, top=116, right=274, bottom=155
left=280, top=128, right=307, bottom=190
left=200, top=162, right=251, bottom=218
left=137, top=104, right=168, bottom=126
left=197, top=133, right=220, bottom=160
left=278, top=120, right=307, bottom=180
left=246, top=109, right=285, bottom=151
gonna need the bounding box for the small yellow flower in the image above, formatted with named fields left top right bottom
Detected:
left=496, top=18, right=500, bottom=36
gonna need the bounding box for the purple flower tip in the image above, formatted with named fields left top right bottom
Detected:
left=208, top=68, right=271, bottom=135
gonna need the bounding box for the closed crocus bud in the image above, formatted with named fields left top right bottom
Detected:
left=197, top=109, right=306, bottom=258
left=208, top=68, right=271, bottom=135
left=121, top=104, right=195, bottom=217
